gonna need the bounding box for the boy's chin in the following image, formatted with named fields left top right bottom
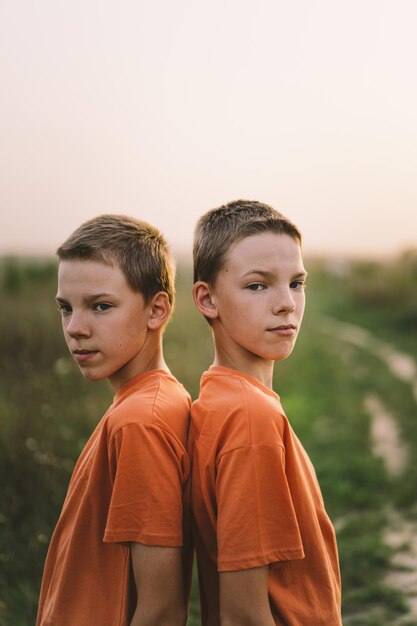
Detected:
left=77, top=367, right=106, bottom=382
left=262, top=345, right=296, bottom=362
left=272, top=351, right=294, bottom=362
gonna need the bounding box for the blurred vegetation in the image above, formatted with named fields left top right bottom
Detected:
left=347, top=249, right=417, bottom=329
left=0, top=251, right=416, bottom=625
left=311, top=250, right=417, bottom=355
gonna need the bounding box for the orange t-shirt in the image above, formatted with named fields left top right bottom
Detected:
left=37, top=369, right=191, bottom=626
left=189, top=366, right=342, bottom=626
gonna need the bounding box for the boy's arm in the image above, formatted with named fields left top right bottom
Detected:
left=215, top=444, right=304, bottom=625
left=219, top=566, right=276, bottom=626
left=130, top=543, right=186, bottom=626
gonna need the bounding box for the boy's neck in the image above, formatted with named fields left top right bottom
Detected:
left=108, top=340, right=170, bottom=391
left=139, top=349, right=169, bottom=375
left=212, top=343, right=275, bottom=390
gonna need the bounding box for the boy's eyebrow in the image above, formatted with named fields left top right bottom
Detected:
left=293, top=271, right=308, bottom=279
left=242, top=269, right=275, bottom=279
left=55, top=293, right=114, bottom=303
left=242, top=269, right=308, bottom=279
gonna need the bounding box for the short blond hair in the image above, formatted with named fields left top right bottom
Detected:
left=57, top=214, right=175, bottom=307
left=193, top=199, right=302, bottom=284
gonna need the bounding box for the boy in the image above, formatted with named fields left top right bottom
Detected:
left=189, top=200, right=342, bottom=625
left=37, top=215, right=191, bottom=626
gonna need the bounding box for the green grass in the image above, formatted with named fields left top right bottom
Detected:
left=0, top=255, right=416, bottom=625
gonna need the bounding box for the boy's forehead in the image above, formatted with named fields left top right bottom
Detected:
left=57, top=258, right=125, bottom=290
left=224, top=232, right=304, bottom=270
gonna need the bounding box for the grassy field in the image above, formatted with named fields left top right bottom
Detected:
left=0, top=253, right=416, bottom=626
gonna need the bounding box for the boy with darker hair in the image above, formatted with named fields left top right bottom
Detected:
left=189, top=200, right=342, bottom=625
left=37, top=215, right=191, bottom=626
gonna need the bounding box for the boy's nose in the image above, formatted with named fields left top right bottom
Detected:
left=65, top=313, right=91, bottom=338
left=272, top=291, right=296, bottom=315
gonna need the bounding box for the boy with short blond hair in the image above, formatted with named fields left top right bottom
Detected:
left=37, top=215, right=191, bottom=626
left=190, top=200, right=342, bottom=625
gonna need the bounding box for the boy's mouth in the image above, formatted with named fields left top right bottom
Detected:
left=269, top=324, right=296, bottom=329
left=267, top=324, right=297, bottom=335
left=73, top=349, right=98, bottom=362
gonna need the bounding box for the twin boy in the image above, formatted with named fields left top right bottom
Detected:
left=36, top=201, right=342, bottom=626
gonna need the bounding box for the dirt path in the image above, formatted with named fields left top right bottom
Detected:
left=316, top=315, right=417, bottom=621
left=364, top=394, right=417, bottom=619
left=384, top=507, right=417, bottom=619
left=364, top=394, right=408, bottom=477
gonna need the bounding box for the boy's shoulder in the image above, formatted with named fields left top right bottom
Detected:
left=195, top=365, right=279, bottom=410
left=107, top=369, right=190, bottom=439
left=191, top=366, right=288, bottom=450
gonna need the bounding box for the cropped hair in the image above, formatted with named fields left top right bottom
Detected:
left=57, top=214, right=175, bottom=306
left=193, top=199, right=302, bottom=284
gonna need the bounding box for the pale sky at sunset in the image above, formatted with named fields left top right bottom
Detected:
left=1, top=0, right=416, bottom=259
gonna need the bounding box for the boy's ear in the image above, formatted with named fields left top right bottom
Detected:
left=192, top=281, right=218, bottom=320
left=147, top=292, right=171, bottom=330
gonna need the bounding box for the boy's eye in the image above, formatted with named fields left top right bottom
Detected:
left=94, top=303, right=112, bottom=312
left=246, top=283, right=265, bottom=291
left=57, top=303, right=72, bottom=314
left=290, top=280, right=306, bottom=290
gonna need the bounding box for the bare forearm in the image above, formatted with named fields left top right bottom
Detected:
left=205, top=609, right=221, bottom=626
left=220, top=565, right=275, bottom=626
left=130, top=544, right=187, bottom=626
left=221, top=609, right=275, bottom=626
left=130, top=606, right=187, bottom=626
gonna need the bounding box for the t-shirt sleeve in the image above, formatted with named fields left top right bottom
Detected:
left=216, top=444, right=305, bottom=571
left=104, top=422, right=187, bottom=546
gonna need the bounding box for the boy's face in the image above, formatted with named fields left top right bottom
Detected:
left=56, top=259, right=152, bottom=390
left=210, top=232, right=307, bottom=363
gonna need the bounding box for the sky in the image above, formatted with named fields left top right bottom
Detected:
left=1, top=0, right=416, bottom=260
